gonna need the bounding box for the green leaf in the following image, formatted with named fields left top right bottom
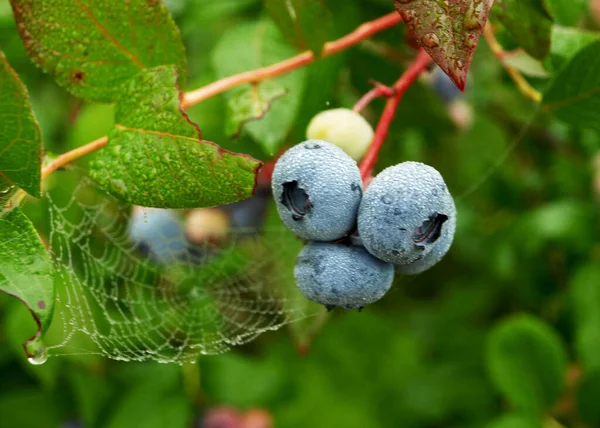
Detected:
left=570, top=265, right=600, bottom=371
left=492, top=0, right=552, bottom=60
left=546, top=26, right=600, bottom=71
left=544, top=0, right=587, bottom=26
left=576, top=370, right=600, bottom=427
left=9, top=0, right=186, bottom=102
left=543, top=40, right=600, bottom=129
left=486, top=414, right=543, bottom=428
left=502, top=52, right=550, bottom=79
left=226, top=81, right=287, bottom=138
left=90, top=65, right=261, bottom=209
left=0, top=208, right=55, bottom=359
left=486, top=315, right=567, bottom=414
left=394, top=0, right=494, bottom=90
left=0, top=50, right=42, bottom=198
left=105, top=364, right=190, bottom=428
left=211, top=20, right=307, bottom=155
left=265, top=0, right=333, bottom=55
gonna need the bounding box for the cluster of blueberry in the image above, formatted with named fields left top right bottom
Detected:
left=272, top=139, right=456, bottom=311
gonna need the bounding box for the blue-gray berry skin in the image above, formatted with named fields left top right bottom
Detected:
left=358, top=161, right=456, bottom=266
left=395, top=210, right=456, bottom=275
left=294, top=242, right=394, bottom=309
left=272, top=140, right=363, bottom=241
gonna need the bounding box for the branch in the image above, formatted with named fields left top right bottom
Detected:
left=483, top=23, right=542, bottom=103
left=181, top=11, right=403, bottom=108
left=33, top=12, right=403, bottom=184
left=353, top=81, right=396, bottom=113
left=359, top=49, right=432, bottom=181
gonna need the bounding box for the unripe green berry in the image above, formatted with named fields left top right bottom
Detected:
left=306, top=108, right=374, bottom=161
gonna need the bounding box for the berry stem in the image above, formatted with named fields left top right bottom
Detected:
left=359, top=49, right=432, bottom=182
left=353, top=81, right=396, bottom=113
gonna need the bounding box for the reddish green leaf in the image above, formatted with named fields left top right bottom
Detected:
left=90, top=66, right=262, bottom=209
left=265, top=0, right=333, bottom=55
left=10, top=0, right=186, bottom=102
left=0, top=208, right=55, bottom=360
left=0, top=50, right=42, bottom=198
left=395, top=0, right=494, bottom=91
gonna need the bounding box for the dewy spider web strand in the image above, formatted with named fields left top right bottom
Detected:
left=43, top=172, right=314, bottom=364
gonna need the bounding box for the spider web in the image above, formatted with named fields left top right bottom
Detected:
left=42, top=172, right=313, bottom=364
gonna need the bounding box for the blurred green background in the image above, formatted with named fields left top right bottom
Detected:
left=2, top=0, right=600, bottom=427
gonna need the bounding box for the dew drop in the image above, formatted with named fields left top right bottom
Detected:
left=456, top=59, right=465, bottom=70
left=421, top=33, right=440, bottom=48
left=27, top=343, right=48, bottom=365
left=381, top=195, right=393, bottom=205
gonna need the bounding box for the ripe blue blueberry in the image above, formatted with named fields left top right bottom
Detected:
left=395, top=210, right=456, bottom=275
left=272, top=140, right=363, bottom=241
left=431, top=66, right=463, bottom=105
left=128, top=207, right=189, bottom=264
left=357, top=161, right=456, bottom=267
left=294, top=242, right=394, bottom=310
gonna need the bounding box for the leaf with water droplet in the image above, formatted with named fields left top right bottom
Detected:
left=9, top=0, right=186, bottom=102
left=0, top=50, right=42, bottom=198
left=395, top=0, right=495, bottom=91
left=0, top=208, right=56, bottom=359
left=90, top=65, right=262, bottom=208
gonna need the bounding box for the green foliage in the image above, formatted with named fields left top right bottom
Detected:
left=544, top=0, right=588, bottom=26
left=211, top=20, right=307, bottom=155
left=226, top=81, right=287, bottom=138
left=0, top=208, right=55, bottom=357
left=9, top=0, right=186, bottom=102
left=493, top=0, right=552, bottom=60
left=90, top=66, right=261, bottom=208
left=486, top=414, right=543, bottom=428
left=486, top=315, right=567, bottom=414
left=544, top=40, right=600, bottom=129
left=547, top=26, right=600, bottom=71
left=395, top=0, right=494, bottom=90
left=0, top=50, right=41, bottom=197
left=570, top=265, right=600, bottom=371
left=1, top=1, right=600, bottom=427
left=265, top=0, right=333, bottom=55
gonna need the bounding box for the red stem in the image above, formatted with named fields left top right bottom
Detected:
left=359, top=49, right=432, bottom=181
left=353, top=82, right=396, bottom=113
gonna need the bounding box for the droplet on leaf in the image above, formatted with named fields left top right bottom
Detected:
left=421, top=32, right=440, bottom=48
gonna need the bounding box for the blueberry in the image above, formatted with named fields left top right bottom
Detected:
left=357, top=161, right=456, bottom=266
left=128, top=207, right=188, bottom=264
left=272, top=140, right=363, bottom=241
left=395, top=210, right=456, bottom=275
left=431, top=66, right=464, bottom=105
left=294, top=242, right=394, bottom=309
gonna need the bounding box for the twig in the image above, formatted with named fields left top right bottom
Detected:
left=359, top=49, right=432, bottom=181
left=180, top=12, right=403, bottom=109
left=483, top=23, right=542, bottom=103
left=353, top=81, right=396, bottom=113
